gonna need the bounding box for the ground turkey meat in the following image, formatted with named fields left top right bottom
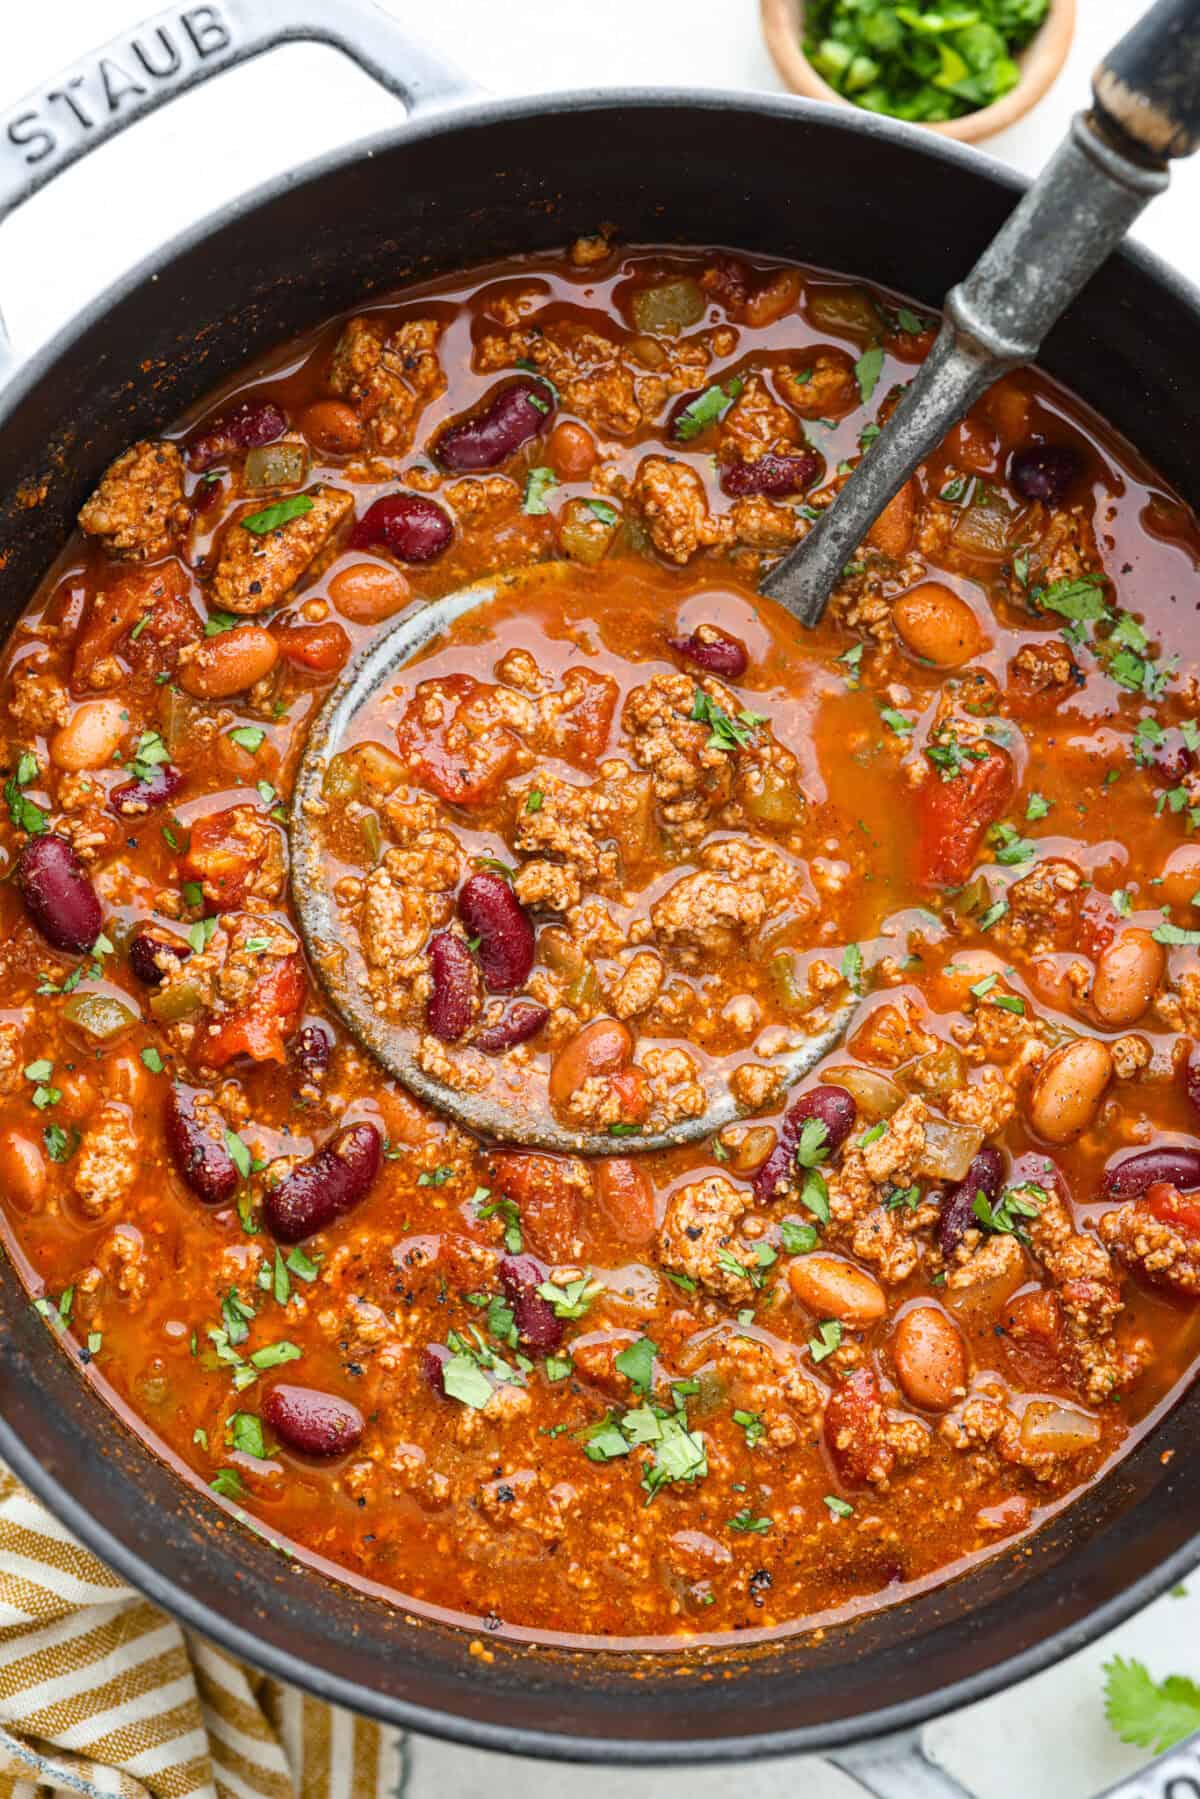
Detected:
left=8, top=670, right=69, bottom=734
left=328, top=315, right=446, bottom=452
left=74, top=1105, right=137, bottom=1218
left=776, top=351, right=859, bottom=419
left=1029, top=1191, right=1151, bottom=1402
left=77, top=441, right=189, bottom=561
left=629, top=457, right=736, bottom=564
left=651, top=866, right=766, bottom=961
left=658, top=1174, right=761, bottom=1302
left=623, top=672, right=736, bottom=841
left=356, top=841, right=460, bottom=1021
left=209, top=485, right=353, bottom=614
left=1100, top=1193, right=1200, bottom=1300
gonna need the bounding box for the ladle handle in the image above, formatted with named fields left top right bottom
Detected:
left=1095, top=0, right=1200, bottom=161
left=761, top=0, right=1199, bottom=629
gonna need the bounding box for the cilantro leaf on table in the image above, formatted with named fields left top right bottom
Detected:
left=1104, top=1657, right=1200, bottom=1755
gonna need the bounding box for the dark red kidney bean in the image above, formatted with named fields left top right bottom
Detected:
left=421, top=1342, right=453, bottom=1396
left=1009, top=444, right=1082, bottom=507
left=110, top=761, right=184, bottom=818
left=498, top=1253, right=564, bottom=1351
left=188, top=399, right=287, bottom=471
left=476, top=999, right=550, bottom=1055
left=938, top=1146, right=1005, bottom=1257
left=436, top=377, right=555, bottom=472
left=129, top=928, right=190, bottom=987
left=350, top=492, right=453, bottom=563
left=264, top=1122, right=383, bottom=1243
left=1102, top=1145, right=1200, bottom=1200
left=164, top=1084, right=239, bottom=1207
left=426, top=933, right=477, bottom=1042
left=719, top=450, right=820, bottom=498
left=667, top=626, right=749, bottom=679
left=292, top=1022, right=332, bottom=1085
left=262, top=1383, right=364, bottom=1458
left=457, top=873, right=534, bottom=993
left=17, top=834, right=102, bottom=954
left=752, top=1083, right=857, bottom=1204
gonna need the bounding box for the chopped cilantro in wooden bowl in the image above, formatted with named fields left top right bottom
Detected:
left=761, top=0, right=1075, bottom=143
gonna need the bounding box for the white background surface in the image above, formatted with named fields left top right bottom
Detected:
left=1, top=2, right=1197, bottom=1794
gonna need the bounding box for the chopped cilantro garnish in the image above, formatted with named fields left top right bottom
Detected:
left=614, top=1336, right=656, bottom=1394
left=673, top=379, right=744, bottom=441
left=241, top=495, right=314, bottom=535
left=809, top=1319, right=843, bottom=1363
left=854, top=346, right=883, bottom=404
left=522, top=466, right=558, bottom=515
left=728, top=1509, right=772, bottom=1534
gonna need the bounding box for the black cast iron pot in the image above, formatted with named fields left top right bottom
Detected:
left=0, top=0, right=1196, bottom=1779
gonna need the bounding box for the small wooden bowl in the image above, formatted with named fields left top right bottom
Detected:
left=760, top=0, right=1076, bottom=144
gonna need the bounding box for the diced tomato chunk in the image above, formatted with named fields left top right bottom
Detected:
left=71, top=561, right=198, bottom=691
left=197, top=953, right=307, bottom=1067
left=551, top=669, right=618, bottom=766
left=999, top=1287, right=1067, bottom=1388
left=916, top=743, right=1014, bottom=889
left=396, top=673, right=523, bottom=806
left=181, top=806, right=273, bottom=912
left=485, top=1151, right=584, bottom=1261
left=1144, top=1181, right=1200, bottom=1241
left=824, top=1367, right=894, bottom=1486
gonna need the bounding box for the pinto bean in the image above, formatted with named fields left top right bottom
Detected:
left=351, top=493, right=453, bottom=563
left=1091, top=928, right=1164, bottom=1027
left=0, top=1128, right=46, bottom=1212
left=179, top=625, right=279, bottom=699
left=129, top=928, right=190, bottom=987
left=593, top=1157, right=656, bottom=1247
left=865, top=479, right=915, bottom=558
left=1101, top=1144, right=1200, bottom=1200
left=892, top=583, right=982, bottom=668
left=263, top=1121, right=383, bottom=1243
left=299, top=400, right=365, bottom=455
left=475, top=999, right=549, bottom=1055
left=498, top=1253, right=564, bottom=1350
left=547, top=420, right=596, bottom=482
left=1027, top=1038, right=1112, bottom=1143
left=111, top=761, right=184, bottom=817
left=752, top=1084, right=857, bottom=1205
left=457, top=873, right=534, bottom=993
left=164, top=1085, right=239, bottom=1207
left=787, top=1253, right=886, bottom=1326
left=892, top=1305, right=967, bottom=1410
left=327, top=561, right=411, bottom=623
left=50, top=699, right=127, bottom=772
left=937, top=1145, right=1006, bottom=1257
left=263, top=1383, right=364, bottom=1458
left=667, top=625, right=749, bottom=679
left=436, top=377, right=555, bottom=472
left=548, top=1019, right=633, bottom=1110
left=1158, top=843, right=1200, bottom=910
left=17, top=835, right=102, bottom=953
left=426, top=933, right=478, bottom=1043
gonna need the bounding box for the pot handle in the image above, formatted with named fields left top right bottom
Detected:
left=0, top=0, right=480, bottom=369
left=829, top=1724, right=1200, bottom=1799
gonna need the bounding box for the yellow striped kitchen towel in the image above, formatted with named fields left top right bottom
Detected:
left=0, top=1463, right=404, bottom=1799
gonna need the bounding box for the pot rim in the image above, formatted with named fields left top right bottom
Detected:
left=2, top=80, right=1199, bottom=1761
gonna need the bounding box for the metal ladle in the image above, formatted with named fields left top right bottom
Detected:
left=292, top=0, right=1199, bottom=1155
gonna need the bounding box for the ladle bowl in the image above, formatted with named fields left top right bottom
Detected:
left=289, top=565, right=855, bottom=1155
